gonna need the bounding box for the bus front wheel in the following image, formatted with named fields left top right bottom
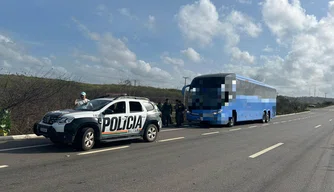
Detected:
left=227, top=116, right=235, bottom=127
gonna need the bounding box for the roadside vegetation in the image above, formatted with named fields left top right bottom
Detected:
left=0, top=73, right=333, bottom=135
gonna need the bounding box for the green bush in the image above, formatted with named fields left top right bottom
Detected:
left=0, top=110, right=11, bottom=135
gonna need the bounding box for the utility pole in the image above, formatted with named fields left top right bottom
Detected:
left=325, top=92, right=327, bottom=98
left=183, top=77, right=189, bottom=86
left=134, top=80, right=137, bottom=87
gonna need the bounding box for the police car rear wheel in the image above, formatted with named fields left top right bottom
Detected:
left=144, top=124, right=158, bottom=142
left=76, top=127, right=95, bottom=151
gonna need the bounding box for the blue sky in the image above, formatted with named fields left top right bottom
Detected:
left=1, top=0, right=334, bottom=97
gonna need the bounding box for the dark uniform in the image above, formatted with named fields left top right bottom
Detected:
left=157, top=102, right=162, bottom=111
left=175, top=100, right=185, bottom=127
left=162, top=99, right=172, bottom=126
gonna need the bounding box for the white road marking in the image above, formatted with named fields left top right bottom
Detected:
left=273, top=122, right=279, bottom=124
left=288, top=120, right=293, bottom=122
left=161, top=128, right=185, bottom=132
left=0, top=144, right=53, bottom=152
left=249, top=143, right=284, bottom=158
left=158, top=137, right=185, bottom=142
left=248, top=126, right=257, bottom=129
left=314, top=125, right=322, bottom=129
left=229, top=128, right=241, bottom=132
left=281, top=121, right=286, bottom=123
left=0, top=165, right=9, bottom=169
left=77, top=145, right=129, bottom=156
left=262, top=124, right=269, bottom=127
left=202, top=131, right=220, bottom=135
left=330, top=119, right=332, bottom=122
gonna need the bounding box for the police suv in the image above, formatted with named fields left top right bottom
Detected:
left=33, top=96, right=162, bottom=151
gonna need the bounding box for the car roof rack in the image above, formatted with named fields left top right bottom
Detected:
left=96, top=93, right=127, bottom=99
left=113, top=95, right=150, bottom=101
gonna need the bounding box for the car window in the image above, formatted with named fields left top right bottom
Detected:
left=108, top=101, right=126, bottom=114
left=143, top=102, right=155, bottom=111
left=130, top=101, right=143, bottom=113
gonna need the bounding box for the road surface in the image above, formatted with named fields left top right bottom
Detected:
left=1, top=108, right=334, bottom=192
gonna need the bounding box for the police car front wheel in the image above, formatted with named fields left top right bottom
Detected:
left=75, top=127, right=95, bottom=151
left=143, top=124, right=158, bottom=142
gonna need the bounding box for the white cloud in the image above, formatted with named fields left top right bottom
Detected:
left=2, top=60, right=11, bottom=68
left=263, top=45, right=273, bottom=52
left=181, top=48, right=201, bottom=63
left=161, top=55, right=184, bottom=67
left=95, top=4, right=112, bottom=23
left=78, top=55, right=101, bottom=63
left=50, top=54, right=56, bottom=60
left=72, top=17, right=100, bottom=41
left=261, top=0, right=317, bottom=40
left=0, top=33, right=68, bottom=77
left=73, top=19, right=174, bottom=85
left=146, top=15, right=156, bottom=30
left=118, top=8, right=137, bottom=20
left=176, top=0, right=261, bottom=47
left=237, top=0, right=334, bottom=96
left=176, top=0, right=261, bottom=66
left=227, top=10, right=262, bottom=38
left=237, top=0, right=252, bottom=4
left=176, top=0, right=221, bottom=46
left=230, top=47, right=255, bottom=64
left=0, top=35, right=13, bottom=44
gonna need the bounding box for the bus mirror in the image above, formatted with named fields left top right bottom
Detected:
left=182, top=85, right=190, bottom=96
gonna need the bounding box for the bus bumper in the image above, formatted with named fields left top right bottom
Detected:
left=186, top=112, right=228, bottom=125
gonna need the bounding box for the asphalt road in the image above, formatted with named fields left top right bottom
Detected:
left=1, top=108, right=334, bottom=192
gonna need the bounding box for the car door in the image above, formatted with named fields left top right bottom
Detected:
left=100, top=101, right=129, bottom=138
left=126, top=101, right=147, bottom=135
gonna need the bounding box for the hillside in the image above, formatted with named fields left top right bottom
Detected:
left=0, top=74, right=333, bottom=135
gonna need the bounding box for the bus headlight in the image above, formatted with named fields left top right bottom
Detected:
left=213, top=109, right=222, bottom=115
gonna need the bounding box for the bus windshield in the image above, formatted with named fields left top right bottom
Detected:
left=188, top=77, right=226, bottom=110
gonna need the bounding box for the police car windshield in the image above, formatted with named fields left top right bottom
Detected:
left=75, top=99, right=112, bottom=111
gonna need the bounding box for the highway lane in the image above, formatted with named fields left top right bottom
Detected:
left=0, top=108, right=334, bottom=191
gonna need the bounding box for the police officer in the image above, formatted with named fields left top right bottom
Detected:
left=157, top=101, right=162, bottom=111
left=162, top=99, right=172, bottom=126
left=175, top=100, right=185, bottom=127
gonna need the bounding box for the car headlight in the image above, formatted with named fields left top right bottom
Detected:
left=57, top=117, right=75, bottom=124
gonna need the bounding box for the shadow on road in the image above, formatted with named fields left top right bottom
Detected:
left=0, top=138, right=148, bottom=155
left=1, top=120, right=263, bottom=154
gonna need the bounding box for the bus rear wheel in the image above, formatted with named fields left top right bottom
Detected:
left=262, top=112, right=269, bottom=123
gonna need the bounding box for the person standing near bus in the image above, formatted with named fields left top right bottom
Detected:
left=162, top=99, right=172, bottom=126
left=175, top=100, right=185, bottom=127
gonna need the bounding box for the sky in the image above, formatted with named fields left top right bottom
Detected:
left=0, top=0, right=333, bottom=97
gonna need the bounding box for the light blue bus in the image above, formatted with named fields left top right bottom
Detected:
left=182, top=73, right=277, bottom=127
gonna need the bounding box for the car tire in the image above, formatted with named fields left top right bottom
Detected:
left=143, top=124, right=158, bottom=142
left=75, top=127, right=95, bottom=151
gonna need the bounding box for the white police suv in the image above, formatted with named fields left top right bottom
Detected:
left=33, top=96, right=162, bottom=151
